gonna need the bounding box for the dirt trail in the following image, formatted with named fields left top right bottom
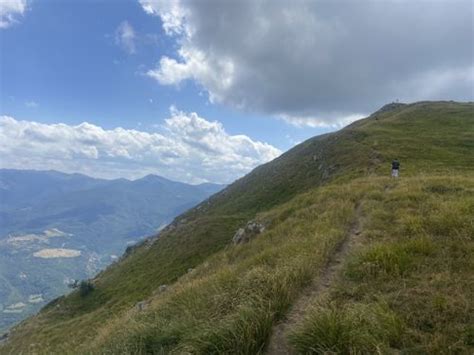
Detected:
left=265, top=203, right=363, bottom=355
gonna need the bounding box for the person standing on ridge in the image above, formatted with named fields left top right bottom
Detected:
left=391, top=159, right=400, bottom=178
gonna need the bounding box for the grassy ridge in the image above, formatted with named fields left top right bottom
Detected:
left=2, top=101, right=473, bottom=353
left=290, top=175, right=474, bottom=353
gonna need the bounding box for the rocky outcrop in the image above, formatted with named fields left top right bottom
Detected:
left=232, top=221, right=265, bottom=244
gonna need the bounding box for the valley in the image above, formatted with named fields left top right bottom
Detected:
left=0, top=170, right=223, bottom=333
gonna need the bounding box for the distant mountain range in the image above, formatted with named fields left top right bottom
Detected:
left=0, top=169, right=224, bottom=332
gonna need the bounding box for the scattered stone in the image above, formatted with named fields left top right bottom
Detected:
left=151, top=284, right=169, bottom=297
left=232, top=221, right=265, bottom=244
left=135, top=301, right=148, bottom=312
left=187, top=268, right=195, bottom=273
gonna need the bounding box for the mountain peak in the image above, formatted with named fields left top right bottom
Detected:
left=136, top=174, right=170, bottom=183
left=372, top=102, right=407, bottom=116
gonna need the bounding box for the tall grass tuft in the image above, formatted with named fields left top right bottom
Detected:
left=289, top=302, right=404, bottom=354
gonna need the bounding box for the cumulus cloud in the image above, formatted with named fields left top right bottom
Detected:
left=0, top=0, right=28, bottom=28
left=0, top=110, right=281, bottom=183
left=140, top=0, right=473, bottom=126
left=278, top=113, right=365, bottom=129
left=115, top=21, right=136, bottom=54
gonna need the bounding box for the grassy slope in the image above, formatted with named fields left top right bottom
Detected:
left=289, top=175, right=474, bottom=354
left=2, top=101, right=473, bottom=353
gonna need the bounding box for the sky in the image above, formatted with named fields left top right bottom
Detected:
left=0, top=0, right=473, bottom=184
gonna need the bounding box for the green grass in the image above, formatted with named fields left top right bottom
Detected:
left=290, top=175, right=474, bottom=353
left=2, top=101, right=473, bottom=354
left=79, top=182, right=359, bottom=353
left=289, top=301, right=404, bottom=354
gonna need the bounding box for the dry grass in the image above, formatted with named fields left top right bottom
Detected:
left=88, top=183, right=359, bottom=354
left=290, top=175, right=474, bottom=354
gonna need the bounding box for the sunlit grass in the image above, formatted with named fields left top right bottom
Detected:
left=90, top=183, right=358, bottom=353
left=290, top=175, right=474, bottom=354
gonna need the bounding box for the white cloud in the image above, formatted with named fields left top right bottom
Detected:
left=0, top=110, right=281, bottom=184
left=139, top=0, right=188, bottom=35
left=140, top=0, right=473, bottom=126
left=115, top=21, right=136, bottom=54
left=278, top=113, right=365, bottom=129
left=0, top=0, right=28, bottom=29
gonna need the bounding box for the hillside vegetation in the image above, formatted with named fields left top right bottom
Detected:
left=1, top=101, right=473, bottom=354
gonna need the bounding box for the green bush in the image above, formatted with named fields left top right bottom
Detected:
left=79, top=280, right=95, bottom=297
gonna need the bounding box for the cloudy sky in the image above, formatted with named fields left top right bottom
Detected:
left=1, top=0, right=472, bottom=183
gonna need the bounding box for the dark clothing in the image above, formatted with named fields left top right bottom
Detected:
left=392, top=160, right=400, bottom=170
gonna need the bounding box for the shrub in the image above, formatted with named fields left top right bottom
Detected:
left=79, top=280, right=95, bottom=297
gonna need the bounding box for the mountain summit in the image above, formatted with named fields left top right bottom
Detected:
left=2, top=101, right=473, bottom=354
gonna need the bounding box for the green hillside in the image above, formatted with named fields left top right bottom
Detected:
left=1, top=101, right=473, bottom=354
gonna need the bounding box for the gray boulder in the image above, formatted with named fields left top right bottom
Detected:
left=233, top=221, right=265, bottom=244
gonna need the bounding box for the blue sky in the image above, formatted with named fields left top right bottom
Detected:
left=1, top=0, right=472, bottom=183
left=0, top=0, right=328, bottom=150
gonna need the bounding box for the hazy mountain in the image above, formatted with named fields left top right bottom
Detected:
left=0, top=169, right=223, bottom=332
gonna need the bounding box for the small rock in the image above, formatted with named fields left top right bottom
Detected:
left=187, top=268, right=195, bottom=273
left=158, top=284, right=167, bottom=293
left=135, top=301, right=148, bottom=311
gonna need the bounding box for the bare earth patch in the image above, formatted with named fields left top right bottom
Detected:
left=33, top=248, right=81, bottom=258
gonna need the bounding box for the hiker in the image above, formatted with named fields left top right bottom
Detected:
left=391, top=159, right=400, bottom=178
